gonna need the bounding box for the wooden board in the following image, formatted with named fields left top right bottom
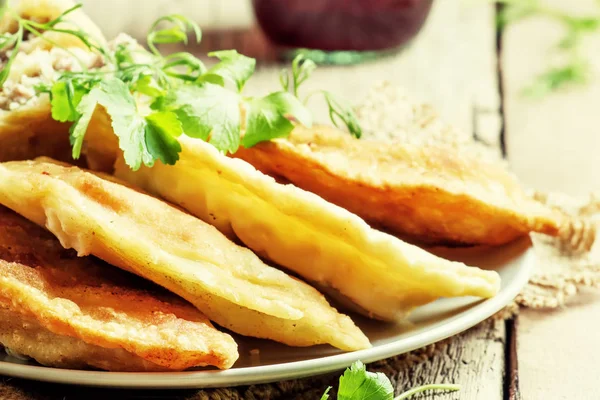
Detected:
left=518, top=291, right=600, bottom=400
left=501, top=0, right=600, bottom=398
left=393, top=320, right=506, bottom=400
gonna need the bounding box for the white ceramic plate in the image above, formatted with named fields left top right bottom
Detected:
left=0, top=238, right=534, bottom=389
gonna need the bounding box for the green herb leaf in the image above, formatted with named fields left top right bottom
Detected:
left=71, top=78, right=155, bottom=169
left=203, top=50, right=256, bottom=92
left=173, top=105, right=210, bottom=141
left=242, top=91, right=312, bottom=148
left=50, top=80, right=88, bottom=122
left=133, top=75, right=166, bottom=97
left=332, top=361, right=461, bottom=400
left=144, top=110, right=183, bottom=165
left=2, top=5, right=362, bottom=168
left=164, top=83, right=241, bottom=153
left=322, top=91, right=362, bottom=138
left=337, top=361, right=394, bottom=400
left=50, top=81, right=77, bottom=122
left=69, top=86, right=102, bottom=158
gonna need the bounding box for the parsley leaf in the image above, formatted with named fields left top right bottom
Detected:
left=202, top=50, right=256, bottom=92
left=4, top=7, right=361, bottom=170
left=322, top=361, right=461, bottom=400
left=337, top=361, right=394, bottom=400
left=242, top=91, right=312, bottom=148
left=70, top=79, right=155, bottom=170
left=173, top=105, right=210, bottom=141
left=69, top=85, right=102, bottom=159
left=133, top=75, right=166, bottom=98
left=50, top=80, right=87, bottom=122
left=144, top=110, right=183, bottom=165
left=93, top=79, right=154, bottom=170
left=164, top=84, right=242, bottom=153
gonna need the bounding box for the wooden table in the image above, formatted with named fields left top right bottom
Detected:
left=4, top=1, right=600, bottom=399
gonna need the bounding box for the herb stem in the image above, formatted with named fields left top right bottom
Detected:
left=18, top=22, right=90, bottom=71
left=394, top=383, right=461, bottom=400
left=302, top=89, right=322, bottom=106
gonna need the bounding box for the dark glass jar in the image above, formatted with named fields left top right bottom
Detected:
left=252, top=0, right=433, bottom=63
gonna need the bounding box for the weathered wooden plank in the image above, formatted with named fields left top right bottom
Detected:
left=517, top=291, right=600, bottom=400
left=502, top=0, right=600, bottom=398
left=392, top=319, right=506, bottom=400
left=506, top=318, right=521, bottom=400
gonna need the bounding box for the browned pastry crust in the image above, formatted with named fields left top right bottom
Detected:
left=0, top=158, right=370, bottom=350
left=233, top=125, right=565, bottom=246
left=0, top=205, right=238, bottom=371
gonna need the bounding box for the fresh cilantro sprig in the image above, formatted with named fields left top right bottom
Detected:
left=321, top=361, right=460, bottom=400
left=0, top=4, right=362, bottom=171
left=495, top=0, right=600, bottom=98
left=281, top=54, right=363, bottom=138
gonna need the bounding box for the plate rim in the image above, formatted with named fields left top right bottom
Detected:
left=0, top=242, right=534, bottom=389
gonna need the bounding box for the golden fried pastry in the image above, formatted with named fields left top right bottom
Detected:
left=0, top=205, right=237, bottom=371
left=0, top=158, right=369, bottom=351
left=233, top=125, right=565, bottom=246
left=115, top=136, right=501, bottom=322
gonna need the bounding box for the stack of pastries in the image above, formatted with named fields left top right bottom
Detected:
left=0, top=0, right=565, bottom=371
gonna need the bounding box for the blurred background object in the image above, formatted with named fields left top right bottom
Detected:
left=81, top=0, right=433, bottom=64
left=253, top=0, right=433, bottom=63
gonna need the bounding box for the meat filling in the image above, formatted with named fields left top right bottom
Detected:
left=0, top=34, right=140, bottom=111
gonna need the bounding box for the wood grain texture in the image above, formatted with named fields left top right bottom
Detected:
left=392, top=319, right=506, bottom=400
left=501, top=0, right=600, bottom=398
left=518, top=290, right=600, bottom=400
